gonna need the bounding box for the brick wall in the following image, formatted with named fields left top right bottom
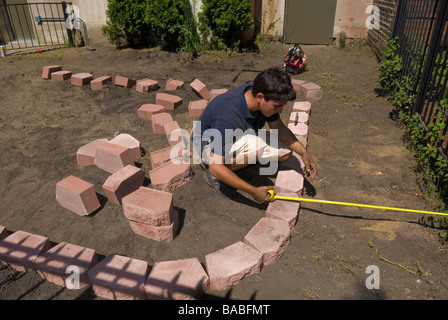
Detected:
left=367, top=0, right=399, bottom=61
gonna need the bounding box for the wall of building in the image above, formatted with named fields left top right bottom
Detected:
left=333, top=0, right=373, bottom=38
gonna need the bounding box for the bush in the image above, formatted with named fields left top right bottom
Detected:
left=198, top=0, right=254, bottom=50
left=102, top=0, right=151, bottom=48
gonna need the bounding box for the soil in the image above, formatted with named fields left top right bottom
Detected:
left=0, top=35, right=447, bottom=301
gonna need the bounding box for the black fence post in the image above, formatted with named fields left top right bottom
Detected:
left=61, top=1, right=73, bottom=46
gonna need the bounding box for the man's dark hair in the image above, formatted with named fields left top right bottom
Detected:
left=252, top=67, right=296, bottom=101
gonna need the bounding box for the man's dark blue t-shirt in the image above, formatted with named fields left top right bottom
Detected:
left=192, top=82, right=279, bottom=157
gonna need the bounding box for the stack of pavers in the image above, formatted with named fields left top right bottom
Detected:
left=0, top=68, right=322, bottom=300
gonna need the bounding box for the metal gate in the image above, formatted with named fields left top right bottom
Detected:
left=392, top=0, right=448, bottom=159
left=283, top=0, right=337, bottom=45
left=0, top=1, right=74, bottom=54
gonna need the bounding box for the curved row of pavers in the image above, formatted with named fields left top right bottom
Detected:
left=0, top=70, right=323, bottom=299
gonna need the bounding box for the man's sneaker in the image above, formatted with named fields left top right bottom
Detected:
left=203, top=169, right=237, bottom=198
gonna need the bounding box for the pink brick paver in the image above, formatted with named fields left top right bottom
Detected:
left=148, top=160, right=193, bottom=193
left=275, top=168, right=304, bottom=196
left=129, top=210, right=179, bottom=241
left=190, top=79, right=210, bottom=100
left=188, top=100, right=208, bottom=117
left=210, top=88, right=228, bottom=101
left=76, top=138, right=109, bottom=166
left=137, top=104, right=165, bottom=120
left=164, top=121, right=182, bottom=146
left=42, top=65, right=62, bottom=79
left=165, top=79, right=184, bottom=91
left=71, top=73, right=94, bottom=86
left=34, top=242, right=98, bottom=288
left=266, top=192, right=301, bottom=229
left=91, top=76, right=112, bottom=90
left=122, top=186, right=174, bottom=227
left=151, top=112, right=174, bottom=135
left=110, top=133, right=141, bottom=159
left=244, top=217, right=291, bottom=266
left=56, top=175, right=101, bottom=216
left=288, top=122, right=308, bottom=138
left=205, top=241, right=263, bottom=291
left=292, top=101, right=312, bottom=114
left=0, top=230, right=51, bottom=272
left=51, top=71, right=72, bottom=82
left=155, top=93, right=183, bottom=110
left=102, top=165, right=145, bottom=205
left=115, top=75, right=136, bottom=88
left=0, top=225, right=8, bottom=240
left=306, top=89, right=324, bottom=103
left=136, top=78, right=159, bottom=93
left=291, top=79, right=307, bottom=91
left=150, top=145, right=184, bottom=169
left=289, top=111, right=309, bottom=125
left=300, top=82, right=321, bottom=95
left=143, top=258, right=209, bottom=300
left=94, top=142, right=135, bottom=173
left=87, top=254, right=149, bottom=300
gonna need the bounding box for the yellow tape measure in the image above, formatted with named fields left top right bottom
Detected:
left=267, top=190, right=448, bottom=217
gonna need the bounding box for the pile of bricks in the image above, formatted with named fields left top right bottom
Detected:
left=2, top=67, right=322, bottom=299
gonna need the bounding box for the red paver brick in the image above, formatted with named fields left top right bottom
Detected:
left=306, top=89, right=324, bottom=103
left=155, top=93, right=182, bottom=110
left=137, top=104, right=165, bottom=119
left=280, top=153, right=305, bottom=173
left=115, top=75, right=136, bottom=88
left=205, top=241, right=263, bottom=291
left=71, top=73, right=94, bottom=86
left=143, top=258, right=209, bottom=300
left=76, top=138, right=109, bottom=166
left=87, top=254, right=149, bottom=300
left=291, top=79, right=307, bottom=91
left=150, top=145, right=186, bottom=169
left=210, top=88, right=228, bottom=101
left=102, top=165, right=146, bottom=205
left=42, top=65, right=62, bottom=79
left=148, top=160, right=193, bottom=193
left=0, top=230, right=51, bottom=272
left=34, top=242, right=98, bottom=289
left=51, top=71, right=72, bottom=82
left=292, top=101, right=312, bottom=114
left=0, top=225, right=8, bottom=240
left=288, top=122, right=308, bottom=138
left=288, top=111, right=309, bottom=125
left=164, top=121, right=183, bottom=146
left=275, top=168, right=304, bottom=196
left=129, top=209, right=179, bottom=241
left=190, top=79, right=210, bottom=100
left=56, top=175, right=101, bottom=216
left=300, top=82, right=322, bottom=95
left=110, top=133, right=141, bottom=159
left=94, top=142, right=135, bottom=173
left=151, top=112, right=173, bottom=135
left=122, top=186, right=174, bottom=226
left=266, top=192, right=301, bottom=229
left=165, top=79, right=184, bottom=91
left=136, top=78, right=159, bottom=93
left=188, top=99, right=208, bottom=117
left=91, top=76, right=112, bottom=90
left=244, top=217, right=291, bottom=266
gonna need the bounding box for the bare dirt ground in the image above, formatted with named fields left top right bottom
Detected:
left=0, top=33, right=447, bottom=301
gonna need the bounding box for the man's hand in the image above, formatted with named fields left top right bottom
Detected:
left=302, top=154, right=317, bottom=179
left=251, top=186, right=276, bottom=203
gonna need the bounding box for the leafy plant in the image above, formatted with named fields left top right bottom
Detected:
left=377, top=37, right=402, bottom=94
left=198, top=0, right=254, bottom=50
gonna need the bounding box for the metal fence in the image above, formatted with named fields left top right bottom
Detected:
left=393, top=0, right=448, bottom=159
left=0, top=1, right=74, bottom=54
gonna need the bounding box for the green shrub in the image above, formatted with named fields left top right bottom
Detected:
left=198, top=0, right=254, bottom=50
left=377, top=37, right=402, bottom=94
left=102, top=0, right=151, bottom=48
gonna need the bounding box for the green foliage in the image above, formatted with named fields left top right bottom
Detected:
left=198, top=0, right=254, bottom=50
left=392, top=76, right=415, bottom=112
left=377, top=37, right=402, bottom=94
left=102, top=0, right=151, bottom=48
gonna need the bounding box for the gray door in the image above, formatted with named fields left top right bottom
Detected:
left=283, top=0, right=337, bottom=45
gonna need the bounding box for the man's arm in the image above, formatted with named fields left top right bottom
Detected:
left=208, top=153, right=275, bottom=203
left=268, top=118, right=317, bottom=178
